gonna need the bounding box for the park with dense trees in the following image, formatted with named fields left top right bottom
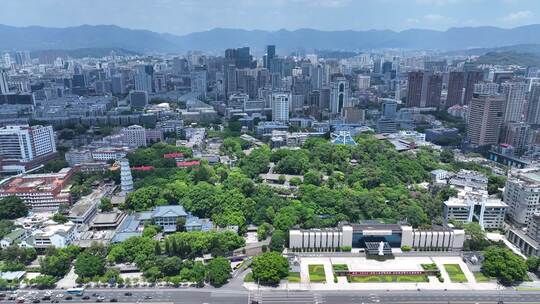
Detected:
left=121, top=135, right=479, bottom=237
left=0, top=133, right=519, bottom=288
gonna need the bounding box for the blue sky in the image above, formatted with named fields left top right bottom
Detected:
left=1, top=0, right=539, bottom=35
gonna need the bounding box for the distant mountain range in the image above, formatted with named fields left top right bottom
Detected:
left=4, top=24, right=540, bottom=54
left=30, top=48, right=140, bottom=59
left=476, top=51, right=540, bottom=67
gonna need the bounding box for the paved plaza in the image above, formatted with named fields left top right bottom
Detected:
left=245, top=255, right=501, bottom=291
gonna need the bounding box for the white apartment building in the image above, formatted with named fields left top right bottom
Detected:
left=330, top=77, right=350, bottom=114
left=357, top=75, right=371, bottom=90
left=443, top=190, right=507, bottom=229
left=0, top=69, right=9, bottom=94
left=29, top=223, right=77, bottom=249
left=474, top=82, right=499, bottom=96
left=0, top=125, right=56, bottom=162
left=271, top=93, right=290, bottom=122
left=121, top=125, right=147, bottom=147
left=91, top=148, right=128, bottom=161
left=505, top=167, right=540, bottom=226
left=501, top=81, right=528, bottom=122
left=449, top=169, right=488, bottom=192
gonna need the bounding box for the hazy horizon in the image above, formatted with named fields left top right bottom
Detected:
left=4, top=22, right=540, bottom=36
left=1, top=0, right=540, bottom=35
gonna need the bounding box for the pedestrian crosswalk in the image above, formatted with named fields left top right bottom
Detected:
left=248, top=291, right=323, bottom=304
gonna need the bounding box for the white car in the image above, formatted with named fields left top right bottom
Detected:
left=55, top=294, right=64, bottom=298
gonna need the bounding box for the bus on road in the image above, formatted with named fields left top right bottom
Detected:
left=66, top=288, right=85, bottom=296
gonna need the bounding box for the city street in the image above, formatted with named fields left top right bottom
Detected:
left=7, top=288, right=540, bottom=304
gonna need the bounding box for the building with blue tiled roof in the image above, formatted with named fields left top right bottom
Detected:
left=111, top=205, right=213, bottom=242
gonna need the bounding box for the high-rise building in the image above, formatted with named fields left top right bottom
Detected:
left=501, top=122, right=531, bottom=153
left=190, top=69, right=207, bottom=99
left=424, top=60, right=446, bottom=72
left=121, top=125, right=147, bottom=147
left=271, top=93, right=290, bottom=122
left=224, top=65, right=237, bottom=99
left=226, top=47, right=253, bottom=69
left=264, top=45, right=276, bottom=70
left=494, top=71, right=513, bottom=85
left=330, top=77, right=350, bottom=114
left=172, top=57, right=189, bottom=75
left=467, top=94, right=505, bottom=147
left=357, top=75, right=371, bottom=90
left=504, top=166, right=540, bottom=226
left=129, top=90, right=148, bottom=108
left=474, top=82, right=499, bottom=96
left=311, top=65, right=323, bottom=89
left=406, top=71, right=423, bottom=107
left=446, top=71, right=464, bottom=107
left=0, top=69, right=9, bottom=94
left=381, top=99, right=398, bottom=119
left=501, top=81, right=528, bottom=122
left=508, top=212, right=540, bottom=256
left=425, top=73, right=443, bottom=107
left=463, top=70, right=484, bottom=105
left=382, top=61, right=393, bottom=74
left=14, top=51, right=31, bottom=66
left=111, top=74, right=125, bottom=95
left=134, top=65, right=154, bottom=93
left=2, top=53, right=11, bottom=67
left=528, top=83, right=540, bottom=125
left=120, top=158, right=134, bottom=194
left=406, top=71, right=442, bottom=108
left=153, top=72, right=167, bottom=93
left=0, top=125, right=56, bottom=162
left=372, top=58, right=382, bottom=74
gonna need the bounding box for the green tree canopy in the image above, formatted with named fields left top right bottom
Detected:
left=0, top=196, right=28, bottom=220
left=99, top=197, right=113, bottom=212
left=206, top=257, right=231, bottom=287
left=74, top=252, right=105, bottom=279
left=251, top=252, right=289, bottom=286
left=482, top=246, right=527, bottom=285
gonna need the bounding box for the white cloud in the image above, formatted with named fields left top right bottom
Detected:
left=424, top=14, right=446, bottom=21
left=405, top=18, right=421, bottom=24
left=499, top=10, right=533, bottom=22
left=423, top=14, right=455, bottom=23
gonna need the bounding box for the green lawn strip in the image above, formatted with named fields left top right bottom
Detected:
left=308, top=264, right=326, bottom=283
left=444, top=264, right=468, bottom=283
left=349, top=274, right=428, bottom=283
left=420, top=263, right=438, bottom=271
left=287, top=272, right=300, bottom=282
left=243, top=272, right=254, bottom=282
left=517, top=287, right=540, bottom=291
left=473, top=272, right=491, bottom=282
left=332, top=264, right=349, bottom=272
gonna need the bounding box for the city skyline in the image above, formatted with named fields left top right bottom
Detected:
left=1, top=0, right=540, bottom=35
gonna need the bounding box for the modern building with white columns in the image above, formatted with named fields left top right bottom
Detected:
left=289, top=222, right=464, bottom=253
